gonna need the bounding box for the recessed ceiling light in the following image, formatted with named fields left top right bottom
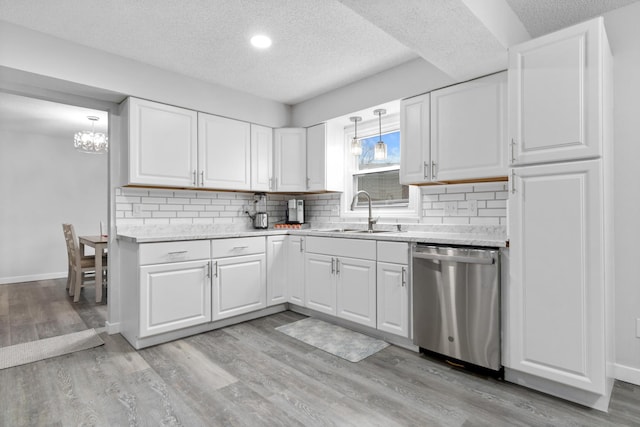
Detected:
left=250, top=34, right=272, bottom=49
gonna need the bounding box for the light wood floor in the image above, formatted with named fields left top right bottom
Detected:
left=0, top=279, right=639, bottom=426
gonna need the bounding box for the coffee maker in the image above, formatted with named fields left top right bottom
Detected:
left=287, top=199, right=304, bottom=224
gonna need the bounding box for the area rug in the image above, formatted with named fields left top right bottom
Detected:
left=276, top=318, right=389, bottom=362
left=0, top=329, right=104, bottom=370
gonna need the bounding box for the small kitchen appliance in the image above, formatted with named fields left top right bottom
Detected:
left=246, top=194, right=268, bottom=229
left=287, top=199, right=304, bottom=224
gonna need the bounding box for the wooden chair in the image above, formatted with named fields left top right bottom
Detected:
left=62, top=224, right=107, bottom=302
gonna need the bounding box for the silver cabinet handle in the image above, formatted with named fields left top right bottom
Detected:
left=336, top=258, right=340, bottom=275
left=269, top=177, right=274, bottom=191
left=511, top=170, right=516, bottom=194
left=200, top=171, right=204, bottom=187
left=331, top=257, right=335, bottom=275
left=299, top=238, right=304, bottom=253
left=306, top=177, right=310, bottom=190
left=423, top=161, right=428, bottom=179
left=205, top=262, right=211, bottom=278
left=510, top=138, right=516, bottom=163
left=167, top=251, right=188, bottom=255
left=401, top=267, right=406, bottom=287
left=192, top=170, right=197, bottom=186
left=431, top=161, right=437, bottom=180
left=213, top=261, right=218, bottom=277
left=233, top=246, right=249, bottom=250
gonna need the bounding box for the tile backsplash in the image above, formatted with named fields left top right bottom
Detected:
left=116, top=182, right=507, bottom=228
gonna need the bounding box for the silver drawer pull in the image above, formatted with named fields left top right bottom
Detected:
left=233, top=246, right=249, bottom=250
left=167, top=251, right=188, bottom=255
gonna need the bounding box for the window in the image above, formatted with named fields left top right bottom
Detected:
left=353, top=131, right=409, bottom=207
left=342, top=110, right=420, bottom=219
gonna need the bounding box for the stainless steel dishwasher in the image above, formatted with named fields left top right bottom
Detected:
left=412, top=244, right=501, bottom=371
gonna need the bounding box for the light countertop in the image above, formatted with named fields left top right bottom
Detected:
left=117, top=224, right=508, bottom=247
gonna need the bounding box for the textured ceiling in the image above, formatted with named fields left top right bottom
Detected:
left=505, top=0, right=639, bottom=37
left=0, top=0, right=638, bottom=108
left=0, top=0, right=417, bottom=105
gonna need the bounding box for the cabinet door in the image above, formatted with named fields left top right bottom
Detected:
left=139, top=260, right=211, bottom=338
left=306, top=123, right=325, bottom=192
left=304, top=253, right=336, bottom=315
left=336, top=257, right=376, bottom=328
left=431, top=72, right=507, bottom=181
left=274, top=128, right=307, bottom=192
left=266, top=236, right=287, bottom=306
left=509, top=19, right=605, bottom=165
left=400, top=93, right=430, bottom=184
left=128, top=98, right=198, bottom=187
left=213, top=253, right=266, bottom=320
left=377, top=262, right=409, bottom=338
left=287, top=236, right=305, bottom=305
left=508, top=160, right=605, bottom=393
left=251, top=124, right=273, bottom=192
left=198, top=112, right=251, bottom=190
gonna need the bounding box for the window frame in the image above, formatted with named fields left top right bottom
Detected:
left=341, top=112, right=420, bottom=220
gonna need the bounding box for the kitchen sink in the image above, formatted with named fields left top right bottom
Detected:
left=310, top=228, right=393, bottom=234
left=345, top=230, right=393, bottom=234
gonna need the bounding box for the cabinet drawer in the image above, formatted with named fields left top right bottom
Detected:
left=377, top=241, right=409, bottom=264
left=139, top=240, right=210, bottom=265
left=211, top=236, right=265, bottom=258
left=305, top=236, right=376, bottom=260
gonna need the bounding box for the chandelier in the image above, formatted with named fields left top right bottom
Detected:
left=74, top=116, right=108, bottom=154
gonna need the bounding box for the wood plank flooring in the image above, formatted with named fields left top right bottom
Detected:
left=1, top=279, right=639, bottom=426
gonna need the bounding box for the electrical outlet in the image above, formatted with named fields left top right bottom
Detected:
left=444, top=201, right=458, bottom=216
left=468, top=200, right=478, bottom=216
left=133, top=204, right=142, bottom=217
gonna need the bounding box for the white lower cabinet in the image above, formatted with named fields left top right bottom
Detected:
left=266, top=235, right=287, bottom=306
left=212, top=237, right=266, bottom=321
left=304, top=237, right=377, bottom=327
left=287, top=235, right=305, bottom=305
left=376, top=241, right=410, bottom=338
left=508, top=160, right=609, bottom=396
left=304, top=252, right=336, bottom=315
left=335, top=257, right=376, bottom=328
left=139, top=260, right=212, bottom=338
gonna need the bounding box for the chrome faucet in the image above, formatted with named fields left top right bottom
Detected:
left=350, top=190, right=378, bottom=232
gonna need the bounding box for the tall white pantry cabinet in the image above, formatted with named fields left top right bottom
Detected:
left=506, top=17, right=614, bottom=411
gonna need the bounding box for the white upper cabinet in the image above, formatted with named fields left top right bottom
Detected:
left=274, top=128, right=307, bottom=192
left=400, top=93, right=430, bottom=184
left=251, top=124, right=274, bottom=192
left=431, top=72, right=507, bottom=181
left=198, top=112, right=251, bottom=190
left=127, top=97, right=198, bottom=187
left=509, top=18, right=607, bottom=166
left=306, top=123, right=344, bottom=192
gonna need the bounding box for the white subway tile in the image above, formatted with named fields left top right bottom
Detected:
left=159, top=205, right=183, bottom=211
left=487, top=200, right=507, bottom=209
left=439, top=193, right=465, bottom=202
left=467, top=192, right=496, bottom=201
left=470, top=217, right=500, bottom=225
left=474, top=182, right=508, bottom=192
left=139, top=204, right=159, bottom=211
left=141, top=197, right=166, bottom=204
left=495, top=191, right=509, bottom=200
left=446, top=184, right=474, bottom=194
left=199, top=211, right=219, bottom=217
left=177, top=212, right=197, bottom=218
left=116, top=203, right=132, bottom=211
left=116, top=196, right=141, bottom=204
left=152, top=212, right=176, bottom=218
left=205, top=205, right=226, bottom=212
left=148, top=189, right=174, bottom=197
left=121, top=188, right=149, bottom=196
left=183, top=205, right=205, bottom=211
left=479, top=208, right=506, bottom=217
left=421, top=186, right=446, bottom=195
left=196, top=192, right=219, bottom=199
left=190, top=198, right=211, bottom=205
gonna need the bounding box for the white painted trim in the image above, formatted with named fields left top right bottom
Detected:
left=0, top=272, right=66, bottom=285
left=615, top=363, right=640, bottom=386
left=104, top=321, right=121, bottom=335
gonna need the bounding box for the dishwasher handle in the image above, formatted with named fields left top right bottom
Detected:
left=413, top=250, right=495, bottom=265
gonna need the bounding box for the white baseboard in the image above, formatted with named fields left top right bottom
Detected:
left=105, top=321, right=120, bottom=335
left=0, top=271, right=66, bottom=285
left=615, top=363, right=640, bottom=386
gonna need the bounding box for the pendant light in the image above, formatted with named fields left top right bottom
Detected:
left=74, top=116, right=108, bottom=154
left=373, top=108, right=387, bottom=160
left=349, top=116, right=363, bottom=156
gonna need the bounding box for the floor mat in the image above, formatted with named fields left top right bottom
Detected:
left=276, top=317, right=389, bottom=362
left=0, top=329, right=104, bottom=370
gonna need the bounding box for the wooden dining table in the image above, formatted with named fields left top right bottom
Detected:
left=78, top=235, right=108, bottom=303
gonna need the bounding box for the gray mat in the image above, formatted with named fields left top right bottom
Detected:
left=0, top=329, right=104, bottom=370
left=276, top=318, right=389, bottom=362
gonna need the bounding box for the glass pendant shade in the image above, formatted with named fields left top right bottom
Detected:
left=373, top=108, right=387, bottom=160
left=374, top=140, right=387, bottom=160
left=74, top=116, right=108, bottom=154
left=349, top=116, right=363, bottom=156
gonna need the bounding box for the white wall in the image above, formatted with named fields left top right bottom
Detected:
left=0, top=129, right=108, bottom=283
left=604, top=3, right=640, bottom=382
left=291, top=58, right=456, bottom=127
left=0, top=21, right=290, bottom=128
